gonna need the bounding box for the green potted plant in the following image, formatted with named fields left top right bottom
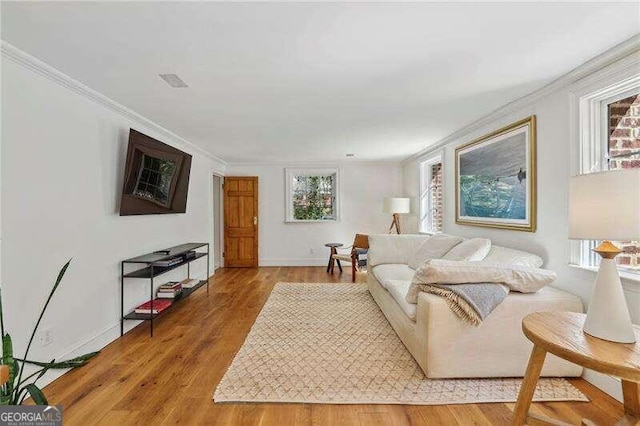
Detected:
left=1, top=260, right=99, bottom=405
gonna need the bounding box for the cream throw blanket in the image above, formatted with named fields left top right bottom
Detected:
left=407, top=260, right=557, bottom=325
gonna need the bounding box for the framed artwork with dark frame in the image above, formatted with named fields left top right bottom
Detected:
left=455, top=116, right=537, bottom=232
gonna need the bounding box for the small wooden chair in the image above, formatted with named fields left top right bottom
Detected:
left=0, top=365, right=9, bottom=386
left=331, top=234, right=369, bottom=282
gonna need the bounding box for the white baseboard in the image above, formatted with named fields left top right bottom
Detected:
left=32, top=321, right=122, bottom=390
left=582, top=369, right=622, bottom=402
left=259, top=258, right=328, bottom=267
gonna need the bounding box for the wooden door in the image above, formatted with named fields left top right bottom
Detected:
left=224, top=177, right=258, bottom=267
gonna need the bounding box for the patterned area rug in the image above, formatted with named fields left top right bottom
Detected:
left=214, top=283, right=587, bottom=405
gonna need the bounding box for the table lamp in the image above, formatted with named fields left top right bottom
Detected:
left=383, top=197, right=410, bottom=234
left=569, top=169, right=640, bottom=343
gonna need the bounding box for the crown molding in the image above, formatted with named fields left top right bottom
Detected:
left=402, top=34, right=640, bottom=165
left=1, top=40, right=228, bottom=169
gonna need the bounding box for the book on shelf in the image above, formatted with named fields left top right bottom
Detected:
left=157, top=292, right=181, bottom=299
left=183, top=251, right=197, bottom=261
left=153, top=257, right=182, bottom=267
left=158, top=281, right=181, bottom=291
left=134, top=299, right=172, bottom=315
left=180, top=278, right=200, bottom=289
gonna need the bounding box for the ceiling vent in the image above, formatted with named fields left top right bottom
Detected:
left=159, top=74, right=188, bottom=88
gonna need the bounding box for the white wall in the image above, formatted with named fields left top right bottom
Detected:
left=1, top=45, right=226, bottom=386
left=226, top=163, right=403, bottom=266
left=402, top=47, right=640, bottom=400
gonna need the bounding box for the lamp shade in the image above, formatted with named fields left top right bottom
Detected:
left=569, top=169, right=640, bottom=241
left=383, top=197, right=411, bottom=214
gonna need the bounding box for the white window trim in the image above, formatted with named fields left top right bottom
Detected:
left=284, top=167, right=340, bottom=223
left=576, top=79, right=640, bottom=175
left=418, top=152, right=444, bottom=234
left=570, top=60, right=640, bottom=277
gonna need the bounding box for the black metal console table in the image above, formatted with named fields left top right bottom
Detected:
left=121, top=242, right=209, bottom=337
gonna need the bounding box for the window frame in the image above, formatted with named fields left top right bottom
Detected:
left=418, top=153, right=444, bottom=234
left=571, top=71, right=640, bottom=276
left=284, top=167, right=340, bottom=223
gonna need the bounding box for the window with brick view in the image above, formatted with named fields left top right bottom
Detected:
left=430, top=163, right=443, bottom=232
left=419, top=156, right=443, bottom=233
left=607, top=93, right=640, bottom=271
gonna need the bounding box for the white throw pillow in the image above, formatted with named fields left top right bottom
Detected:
left=482, top=245, right=543, bottom=268
left=408, top=234, right=464, bottom=270
left=442, top=238, right=491, bottom=261
left=406, top=259, right=557, bottom=304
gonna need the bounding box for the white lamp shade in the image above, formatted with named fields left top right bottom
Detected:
left=569, top=169, right=640, bottom=241
left=383, top=197, right=411, bottom=214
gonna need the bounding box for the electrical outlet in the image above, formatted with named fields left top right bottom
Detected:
left=309, top=248, right=314, bottom=255
left=39, top=326, right=53, bottom=347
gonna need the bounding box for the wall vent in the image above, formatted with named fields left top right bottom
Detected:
left=159, top=74, right=188, bottom=88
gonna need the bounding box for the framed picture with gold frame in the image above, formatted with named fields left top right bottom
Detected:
left=455, top=116, right=536, bottom=232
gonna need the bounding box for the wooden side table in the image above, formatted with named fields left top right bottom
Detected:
left=513, top=311, right=640, bottom=426
left=325, top=243, right=343, bottom=274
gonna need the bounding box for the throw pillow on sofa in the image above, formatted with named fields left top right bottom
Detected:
left=481, top=245, right=543, bottom=268
left=441, top=237, right=491, bottom=261
left=406, top=259, right=558, bottom=304
left=408, top=234, right=464, bottom=270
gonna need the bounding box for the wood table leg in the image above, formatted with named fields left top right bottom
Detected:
left=329, top=248, right=336, bottom=274
left=622, top=380, right=640, bottom=418
left=512, top=345, right=547, bottom=426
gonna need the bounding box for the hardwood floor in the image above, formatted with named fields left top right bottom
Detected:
left=42, top=267, right=623, bottom=425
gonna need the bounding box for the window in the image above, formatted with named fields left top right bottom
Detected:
left=285, top=168, right=339, bottom=222
left=133, top=154, right=177, bottom=207
left=575, top=75, right=640, bottom=274
left=419, top=154, right=443, bottom=233
left=606, top=94, right=640, bottom=271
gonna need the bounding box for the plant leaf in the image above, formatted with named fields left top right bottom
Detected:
left=2, top=334, right=16, bottom=401
left=16, top=260, right=71, bottom=394
left=16, top=351, right=99, bottom=369
left=0, top=393, right=11, bottom=405
left=0, top=287, right=5, bottom=339
left=24, top=384, right=47, bottom=405
left=2, top=334, right=14, bottom=368
left=13, top=386, right=27, bottom=406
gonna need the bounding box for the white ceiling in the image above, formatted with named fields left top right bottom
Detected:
left=2, top=2, right=639, bottom=163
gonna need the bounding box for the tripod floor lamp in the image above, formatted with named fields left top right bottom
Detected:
left=383, top=197, right=410, bottom=234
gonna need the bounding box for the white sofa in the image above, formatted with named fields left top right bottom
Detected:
left=367, top=234, right=583, bottom=379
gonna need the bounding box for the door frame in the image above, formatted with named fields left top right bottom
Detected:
left=212, top=173, right=224, bottom=270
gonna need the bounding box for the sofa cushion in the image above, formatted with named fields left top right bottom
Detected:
left=408, top=234, right=464, bottom=270
left=372, top=264, right=415, bottom=290
left=385, top=280, right=417, bottom=321
left=368, top=234, right=430, bottom=267
left=442, top=238, right=491, bottom=261
left=482, top=245, right=543, bottom=268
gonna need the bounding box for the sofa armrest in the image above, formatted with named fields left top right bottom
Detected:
left=415, top=286, right=584, bottom=378
left=368, top=234, right=430, bottom=267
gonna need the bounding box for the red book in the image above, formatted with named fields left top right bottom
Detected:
left=134, top=299, right=172, bottom=314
